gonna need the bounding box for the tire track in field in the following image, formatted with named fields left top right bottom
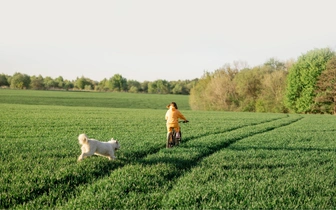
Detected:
left=137, top=115, right=304, bottom=206
left=117, top=115, right=291, bottom=162
left=179, top=115, right=292, bottom=145
left=141, top=115, right=303, bottom=167
left=8, top=116, right=299, bottom=208
left=43, top=115, right=302, bottom=209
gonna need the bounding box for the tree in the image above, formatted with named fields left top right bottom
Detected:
left=97, top=78, right=110, bottom=91
left=256, top=68, right=288, bottom=113
left=189, top=71, right=212, bottom=110
left=64, top=80, right=74, bottom=90
left=202, top=66, right=239, bottom=111
left=108, top=74, right=127, bottom=91
left=170, top=80, right=193, bottom=95
left=156, top=80, right=170, bottom=94
left=148, top=80, right=170, bottom=94
left=313, top=56, right=336, bottom=114
left=264, top=57, right=286, bottom=71
left=147, top=81, right=157, bottom=94
left=75, top=76, right=92, bottom=90
left=30, top=75, right=45, bottom=90
left=234, top=67, right=263, bottom=112
left=127, top=79, right=141, bottom=93
left=184, top=79, right=198, bottom=95
left=44, top=76, right=57, bottom=89
left=140, top=81, right=149, bottom=93
left=285, top=48, right=335, bottom=113
left=55, top=76, right=65, bottom=89
left=0, top=74, right=9, bottom=87
left=171, top=83, right=183, bottom=94
left=10, top=72, right=31, bottom=89
left=207, top=66, right=239, bottom=111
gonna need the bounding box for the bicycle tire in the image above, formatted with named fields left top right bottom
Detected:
left=166, top=131, right=174, bottom=148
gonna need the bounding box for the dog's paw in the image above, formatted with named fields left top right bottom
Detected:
left=108, top=156, right=117, bottom=160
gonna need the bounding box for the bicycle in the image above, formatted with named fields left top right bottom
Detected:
left=166, top=120, right=188, bottom=148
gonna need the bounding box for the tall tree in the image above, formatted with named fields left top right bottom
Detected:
left=98, top=78, right=110, bottom=91
left=30, top=75, right=45, bottom=90
left=313, top=56, right=336, bottom=114
left=204, top=66, right=239, bottom=111
left=64, top=80, right=74, bottom=90
left=285, top=48, right=335, bottom=113
left=234, top=67, right=263, bottom=112
left=127, top=79, right=141, bottom=93
left=0, top=74, right=9, bottom=86
left=10, top=72, right=31, bottom=89
left=109, top=74, right=127, bottom=91
left=44, top=76, right=57, bottom=89
left=189, top=71, right=213, bottom=110
left=75, top=76, right=92, bottom=90
left=55, top=76, right=65, bottom=89
left=140, top=81, right=149, bottom=93
left=170, top=80, right=194, bottom=95
left=264, top=57, right=286, bottom=71
left=148, top=80, right=170, bottom=94
left=256, top=68, right=288, bottom=113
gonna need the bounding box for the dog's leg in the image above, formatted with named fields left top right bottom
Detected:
left=78, top=151, right=94, bottom=161
left=78, top=146, right=88, bottom=161
left=108, top=151, right=117, bottom=160
left=78, top=152, right=91, bottom=161
left=107, top=155, right=116, bottom=160
left=78, top=154, right=84, bottom=161
left=107, top=151, right=116, bottom=160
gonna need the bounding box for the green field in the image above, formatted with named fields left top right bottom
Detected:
left=1, top=89, right=336, bottom=209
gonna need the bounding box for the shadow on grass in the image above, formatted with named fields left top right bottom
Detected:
left=229, top=145, right=336, bottom=153
left=179, top=115, right=291, bottom=146
left=6, top=116, right=297, bottom=208
left=3, top=159, right=125, bottom=209
left=138, top=116, right=303, bottom=171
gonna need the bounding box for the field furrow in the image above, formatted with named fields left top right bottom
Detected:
left=56, top=116, right=301, bottom=209
left=1, top=103, right=286, bottom=209
left=163, top=115, right=336, bottom=209
left=2, top=90, right=336, bottom=209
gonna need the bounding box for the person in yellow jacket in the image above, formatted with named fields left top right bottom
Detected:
left=165, top=102, right=188, bottom=141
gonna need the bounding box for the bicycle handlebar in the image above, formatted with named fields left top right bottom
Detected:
left=165, top=120, right=189, bottom=123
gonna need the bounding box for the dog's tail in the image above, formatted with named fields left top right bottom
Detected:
left=78, top=133, right=88, bottom=145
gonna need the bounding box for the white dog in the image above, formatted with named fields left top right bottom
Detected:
left=78, top=133, right=120, bottom=161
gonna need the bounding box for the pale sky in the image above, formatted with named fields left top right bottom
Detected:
left=1, top=0, right=336, bottom=82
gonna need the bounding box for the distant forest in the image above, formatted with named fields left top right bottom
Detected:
left=0, top=72, right=197, bottom=95
left=1, top=47, right=335, bottom=114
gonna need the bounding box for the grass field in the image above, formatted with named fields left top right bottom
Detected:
left=1, top=89, right=336, bottom=209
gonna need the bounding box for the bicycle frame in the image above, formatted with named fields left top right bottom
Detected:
left=166, top=126, right=181, bottom=148
left=165, top=120, right=188, bottom=148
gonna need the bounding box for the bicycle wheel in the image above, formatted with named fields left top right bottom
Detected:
left=166, top=132, right=173, bottom=148
left=176, top=131, right=182, bottom=145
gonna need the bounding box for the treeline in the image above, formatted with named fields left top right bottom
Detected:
left=2, top=47, right=335, bottom=114
left=0, top=73, right=198, bottom=95
left=190, top=48, right=336, bottom=114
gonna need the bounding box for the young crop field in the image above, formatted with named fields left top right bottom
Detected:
left=1, top=89, right=336, bottom=209
left=0, top=89, right=191, bottom=110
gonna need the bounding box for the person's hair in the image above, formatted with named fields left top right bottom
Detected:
left=167, top=102, right=178, bottom=109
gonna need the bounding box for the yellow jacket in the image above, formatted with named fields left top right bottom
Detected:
left=165, top=105, right=187, bottom=127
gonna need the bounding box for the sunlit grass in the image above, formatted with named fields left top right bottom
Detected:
left=1, top=90, right=336, bottom=209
